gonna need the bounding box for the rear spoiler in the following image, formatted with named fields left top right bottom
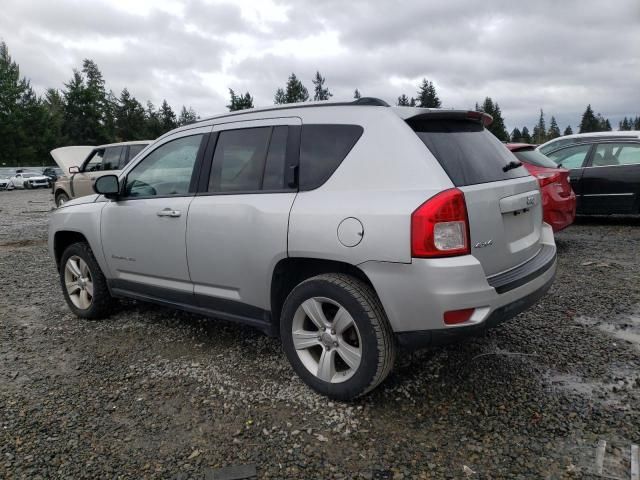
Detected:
left=392, top=108, right=493, bottom=127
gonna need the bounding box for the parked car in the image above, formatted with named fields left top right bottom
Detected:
left=507, top=144, right=576, bottom=232
left=544, top=138, right=640, bottom=215
left=42, top=166, right=63, bottom=183
left=51, top=141, right=152, bottom=206
left=9, top=172, right=51, bottom=189
left=537, top=131, right=640, bottom=156
left=0, top=176, right=14, bottom=190
left=49, top=99, right=557, bottom=400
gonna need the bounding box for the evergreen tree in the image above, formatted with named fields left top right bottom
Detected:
left=62, top=70, right=86, bottom=144
left=397, top=94, right=411, bottom=106
left=416, top=78, right=441, bottom=108
left=564, top=125, right=573, bottom=135
left=532, top=109, right=547, bottom=144
left=619, top=117, right=631, bottom=130
left=409, top=97, right=416, bottom=107
left=115, top=88, right=146, bottom=140
left=579, top=104, right=599, bottom=133
left=144, top=101, right=163, bottom=139
left=274, top=73, right=309, bottom=104
left=521, top=126, right=532, bottom=143
left=635, top=116, right=640, bottom=129
left=227, top=89, right=254, bottom=111
left=353, top=89, right=361, bottom=99
left=177, top=106, right=197, bottom=126
left=158, top=99, right=177, bottom=133
left=80, top=59, right=110, bottom=144
left=511, top=127, right=522, bottom=143
left=312, top=71, right=332, bottom=101
left=547, top=116, right=561, bottom=140
left=42, top=88, right=66, bottom=151
left=476, top=97, right=509, bottom=141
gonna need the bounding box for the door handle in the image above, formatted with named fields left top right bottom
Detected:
left=156, top=208, right=181, bottom=217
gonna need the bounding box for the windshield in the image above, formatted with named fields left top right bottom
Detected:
left=512, top=149, right=558, bottom=168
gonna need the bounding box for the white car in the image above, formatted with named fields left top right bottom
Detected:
left=0, top=176, right=14, bottom=190
left=9, top=172, right=51, bottom=189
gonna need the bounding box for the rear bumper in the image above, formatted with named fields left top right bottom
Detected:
left=359, top=223, right=557, bottom=347
left=543, top=187, right=576, bottom=232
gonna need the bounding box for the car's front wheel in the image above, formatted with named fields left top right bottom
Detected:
left=55, top=192, right=69, bottom=207
left=60, top=242, right=114, bottom=319
left=280, top=273, right=396, bottom=400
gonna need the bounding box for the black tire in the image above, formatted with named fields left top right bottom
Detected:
left=280, top=273, right=396, bottom=401
left=55, top=191, right=69, bottom=207
left=59, top=242, right=114, bottom=319
left=24, top=182, right=30, bottom=189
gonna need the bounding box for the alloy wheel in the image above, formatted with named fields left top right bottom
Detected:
left=64, top=255, right=94, bottom=309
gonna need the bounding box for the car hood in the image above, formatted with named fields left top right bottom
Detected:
left=23, top=175, right=50, bottom=181
left=50, top=146, right=93, bottom=173
left=58, top=194, right=100, bottom=209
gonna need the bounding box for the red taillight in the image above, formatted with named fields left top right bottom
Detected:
left=411, top=188, right=470, bottom=258
left=535, top=171, right=561, bottom=188
left=444, top=308, right=475, bottom=325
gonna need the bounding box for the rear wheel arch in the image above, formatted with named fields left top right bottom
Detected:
left=270, top=257, right=378, bottom=331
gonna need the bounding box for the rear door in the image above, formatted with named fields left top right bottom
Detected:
left=580, top=142, right=640, bottom=214
left=186, top=118, right=301, bottom=315
left=410, top=117, right=543, bottom=276
left=546, top=144, right=593, bottom=213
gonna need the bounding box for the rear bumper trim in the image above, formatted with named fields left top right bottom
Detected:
left=396, top=269, right=555, bottom=350
left=486, top=244, right=556, bottom=294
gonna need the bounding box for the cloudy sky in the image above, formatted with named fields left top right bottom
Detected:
left=1, top=0, right=639, bottom=131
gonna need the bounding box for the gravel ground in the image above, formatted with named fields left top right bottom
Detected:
left=1, top=188, right=639, bottom=479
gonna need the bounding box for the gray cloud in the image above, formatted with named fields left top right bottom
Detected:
left=1, top=0, right=638, bottom=131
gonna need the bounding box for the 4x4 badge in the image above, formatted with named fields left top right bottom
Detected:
left=473, top=240, right=493, bottom=248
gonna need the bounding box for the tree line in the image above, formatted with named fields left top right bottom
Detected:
left=2, top=40, right=639, bottom=167
left=0, top=42, right=197, bottom=167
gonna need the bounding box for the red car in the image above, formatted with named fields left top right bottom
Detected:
left=507, top=143, right=576, bottom=232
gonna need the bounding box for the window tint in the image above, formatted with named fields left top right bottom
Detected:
left=102, top=146, right=123, bottom=170
left=411, top=120, right=528, bottom=186
left=547, top=144, right=591, bottom=169
left=299, top=124, right=363, bottom=190
left=263, top=126, right=288, bottom=190
left=209, top=127, right=271, bottom=192
left=512, top=149, right=558, bottom=168
left=125, top=134, right=203, bottom=197
left=125, top=144, right=147, bottom=166
left=593, top=143, right=640, bottom=167
left=84, top=149, right=105, bottom=172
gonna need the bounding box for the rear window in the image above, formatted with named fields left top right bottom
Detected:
left=512, top=149, right=558, bottom=168
left=410, top=119, right=529, bottom=186
left=299, top=124, right=363, bottom=190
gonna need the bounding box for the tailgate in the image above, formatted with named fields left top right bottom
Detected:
left=407, top=111, right=543, bottom=277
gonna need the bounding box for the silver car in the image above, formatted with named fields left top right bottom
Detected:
left=48, top=98, right=557, bottom=400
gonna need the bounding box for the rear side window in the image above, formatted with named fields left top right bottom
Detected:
left=299, top=124, right=363, bottom=190
left=125, top=144, right=147, bottom=166
left=410, top=120, right=528, bottom=186
left=512, top=149, right=558, bottom=168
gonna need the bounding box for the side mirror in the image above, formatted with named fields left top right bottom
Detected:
left=69, top=166, right=80, bottom=174
left=94, top=175, right=120, bottom=199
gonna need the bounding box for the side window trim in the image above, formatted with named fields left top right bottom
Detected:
left=118, top=133, right=210, bottom=200
left=195, top=119, right=301, bottom=196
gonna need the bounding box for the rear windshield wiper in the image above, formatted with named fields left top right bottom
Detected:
left=502, top=160, right=523, bottom=172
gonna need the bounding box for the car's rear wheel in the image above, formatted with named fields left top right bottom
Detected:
left=280, top=273, right=395, bottom=400
left=55, top=192, right=69, bottom=207
left=60, top=242, right=114, bottom=319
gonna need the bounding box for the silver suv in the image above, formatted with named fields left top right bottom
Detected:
left=48, top=98, right=557, bottom=400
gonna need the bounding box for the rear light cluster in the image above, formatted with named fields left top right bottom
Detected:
left=534, top=171, right=561, bottom=188
left=411, top=188, right=470, bottom=258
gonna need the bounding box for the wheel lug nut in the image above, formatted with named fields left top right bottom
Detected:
left=333, top=342, right=338, bottom=347
left=331, top=329, right=335, bottom=335
left=321, top=327, right=326, bottom=331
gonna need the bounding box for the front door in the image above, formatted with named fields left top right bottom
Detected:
left=100, top=129, right=210, bottom=301
left=580, top=142, right=640, bottom=214
left=547, top=143, right=593, bottom=214
left=186, top=118, right=301, bottom=317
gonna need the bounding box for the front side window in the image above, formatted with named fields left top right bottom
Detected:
left=124, top=134, right=203, bottom=197
left=593, top=143, right=640, bottom=167
left=102, top=147, right=123, bottom=171
left=84, top=149, right=105, bottom=172
left=547, top=144, right=591, bottom=169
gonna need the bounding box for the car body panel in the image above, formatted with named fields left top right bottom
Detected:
left=507, top=143, right=576, bottom=232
